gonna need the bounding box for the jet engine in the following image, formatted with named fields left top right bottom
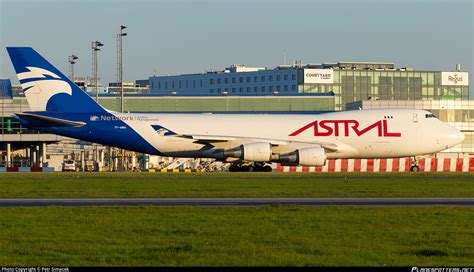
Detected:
left=223, top=142, right=272, bottom=162
left=279, top=147, right=326, bottom=166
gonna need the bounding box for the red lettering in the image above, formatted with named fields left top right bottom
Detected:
left=382, top=120, right=401, bottom=137
left=347, top=120, right=359, bottom=136
left=289, top=119, right=401, bottom=137
left=352, top=120, right=383, bottom=137
left=316, top=121, right=333, bottom=136
left=343, top=121, right=351, bottom=136
left=288, top=120, right=318, bottom=136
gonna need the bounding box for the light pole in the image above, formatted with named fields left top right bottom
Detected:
left=117, top=25, right=127, bottom=112
left=91, top=41, right=104, bottom=102
left=68, top=55, right=78, bottom=82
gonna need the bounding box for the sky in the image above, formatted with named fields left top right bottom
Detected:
left=0, top=0, right=473, bottom=97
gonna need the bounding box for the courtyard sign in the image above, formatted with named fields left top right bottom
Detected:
left=303, top=69, right=334, bottom=84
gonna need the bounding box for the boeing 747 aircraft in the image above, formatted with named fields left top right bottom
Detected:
left=6, top=47, right=464, bottom=171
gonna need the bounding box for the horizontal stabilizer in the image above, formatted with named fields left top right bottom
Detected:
left=14, top=113, right=86, bottom=127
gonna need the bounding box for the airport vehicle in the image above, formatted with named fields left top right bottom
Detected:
left=62, top=159, right=76, bottom=172
left=7, top=47, right=464, bottom=171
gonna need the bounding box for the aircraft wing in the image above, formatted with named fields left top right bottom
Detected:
left=179, top=134, right=341, bottom=152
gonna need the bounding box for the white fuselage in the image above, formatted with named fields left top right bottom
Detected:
left=114, top=109, right=463, bottom=159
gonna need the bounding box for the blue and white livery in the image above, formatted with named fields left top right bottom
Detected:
left=6, top=47, right=464, bottom=171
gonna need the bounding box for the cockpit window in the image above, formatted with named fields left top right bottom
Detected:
left=425, top=114, right=436, bottom=118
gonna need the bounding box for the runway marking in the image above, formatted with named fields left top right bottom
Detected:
left=0, top=198, right=473, bottom=207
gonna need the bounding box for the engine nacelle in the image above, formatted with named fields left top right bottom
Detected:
left=279, top=147, right=326, bottom=166
left=223, top=142, right=272, bottom=162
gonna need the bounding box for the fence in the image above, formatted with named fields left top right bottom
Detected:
left=276, top=158, right=474, bottom=172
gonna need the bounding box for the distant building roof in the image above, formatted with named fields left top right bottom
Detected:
left=150, top=61, right=404, bottom=78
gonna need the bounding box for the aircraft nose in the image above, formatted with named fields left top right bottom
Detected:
left=442, top=126, right=464, bottom=148
left=453, top=129, right=465, bottom=144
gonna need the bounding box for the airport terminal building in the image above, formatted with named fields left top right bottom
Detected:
left=148, top=62, right=470, bottom=110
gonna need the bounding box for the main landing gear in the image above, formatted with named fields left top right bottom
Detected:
left=410, top=157, right=420, bottom=172
left=228, top=162, right=273, bottom=172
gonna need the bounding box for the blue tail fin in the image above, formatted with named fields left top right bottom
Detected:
left=6, top=47, right=106, bottom=113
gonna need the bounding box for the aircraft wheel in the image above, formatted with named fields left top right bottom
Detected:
left=241, top=166, right=250, bottom=172
left=229, top=164, right=240, bottom=172
left=410, top=165, right=420, bottom=172
left=263, top=165, right=273, bottom=172
left=251, top=162, right=263, bottom=172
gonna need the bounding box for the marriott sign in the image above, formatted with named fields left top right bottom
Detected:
left=303, top=69, right=334, bottom=84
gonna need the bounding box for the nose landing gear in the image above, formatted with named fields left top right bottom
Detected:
left=410, top=157, right=420, bottom=172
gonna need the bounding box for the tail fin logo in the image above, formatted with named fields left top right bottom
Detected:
left=18, top=66, right=61, bottom=81
left=17, top=66, right=72, bottom=111
left=151, top=125, right=177, bottom=136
